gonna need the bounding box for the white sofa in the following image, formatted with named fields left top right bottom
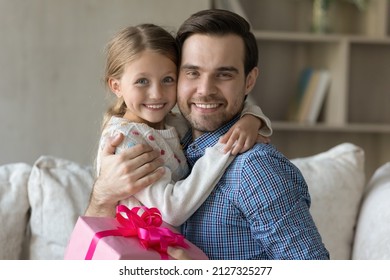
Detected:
left=1, top=142, right=389, bottom=260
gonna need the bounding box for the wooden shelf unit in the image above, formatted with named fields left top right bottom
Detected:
left=215, top=0, right=390, bottom=178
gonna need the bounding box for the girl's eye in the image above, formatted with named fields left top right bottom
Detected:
left=162, top=76, right=176, bottom=84
left=135, top=78, right=149, bottom=85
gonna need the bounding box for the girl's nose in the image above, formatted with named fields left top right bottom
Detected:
left=149, top=83, right=163, bottom=99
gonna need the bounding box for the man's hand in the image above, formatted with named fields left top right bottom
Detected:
left=167, top=247, right=192, bottom=260
left=85, top=133, right=165, bottom=217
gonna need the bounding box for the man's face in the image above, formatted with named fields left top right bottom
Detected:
left=177, top=34, right=258, bottom=138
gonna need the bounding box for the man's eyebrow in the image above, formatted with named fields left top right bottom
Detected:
left=217, top=66, right=239, bottom=73
left=180, top=64, right=239, bottom=73
left=180, top=64, right=198, bottom=70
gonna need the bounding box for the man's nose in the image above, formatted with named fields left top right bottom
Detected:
left=197, top=76, right=217, bottom=95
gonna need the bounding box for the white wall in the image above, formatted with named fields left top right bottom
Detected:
left=0, top=0, right=210, bottom=165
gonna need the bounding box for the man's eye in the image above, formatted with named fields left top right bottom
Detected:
left=217, top=72, right=233, bottom=79
left=186, top=71, right=199, bottom=79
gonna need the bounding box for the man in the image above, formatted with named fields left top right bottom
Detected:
left=87, top=9, right=329, bottom=260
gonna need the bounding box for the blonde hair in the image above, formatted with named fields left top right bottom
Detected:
left=101, top=23, right=178, bottom=130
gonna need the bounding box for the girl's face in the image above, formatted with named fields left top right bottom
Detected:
left=109, top=50, right=177, bottom=129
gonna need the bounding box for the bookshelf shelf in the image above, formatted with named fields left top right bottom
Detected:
left=254, top=30, right=390, bottom=43
left=273, top=122, right=390, bottom=134
left=215, top=0, right=390, bottom=178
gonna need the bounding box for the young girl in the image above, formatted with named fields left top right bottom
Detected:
left=96, top=24, right=272, bottom=227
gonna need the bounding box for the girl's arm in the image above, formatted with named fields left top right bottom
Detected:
left=241, top=101, right=273, bottom=137
left=219, top=101, right=273, bottom=155
left=99, top=119, right=234, bottom=228
left=134, top=103, right=270, bottom=226
left=133, top=142, right=234, bottom=227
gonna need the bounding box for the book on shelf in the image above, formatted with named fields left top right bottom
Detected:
left=305, top=69, right=331, bottom=124
left=288, top=68, right=331, bottom=124
left=296, top=70, right=322, bottom=123
left=286, top=67, right=313, bottom=122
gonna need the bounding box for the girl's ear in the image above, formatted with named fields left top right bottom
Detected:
left=244, top=67, right=259, bottom=96
left=108, top=78, right=122, bottom=98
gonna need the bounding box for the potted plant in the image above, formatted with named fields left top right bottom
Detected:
left=312, top=0, right=369, bottom=33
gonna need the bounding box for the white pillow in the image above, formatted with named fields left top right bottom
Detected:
left=0, top=163, right=31, bottom=259
left=291, top=143, right=365, bottom=260
left=352, top=162, right=390, bottom=259
left=27, top=156, right=93, bottom=259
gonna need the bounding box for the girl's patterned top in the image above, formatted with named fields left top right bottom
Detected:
left=97, top=116, right=189, bottom=181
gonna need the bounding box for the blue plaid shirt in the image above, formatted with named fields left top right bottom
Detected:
left=181, top=115, right=329, bottom=260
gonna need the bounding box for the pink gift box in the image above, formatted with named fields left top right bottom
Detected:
left=64, top=214, right=208, bottom=260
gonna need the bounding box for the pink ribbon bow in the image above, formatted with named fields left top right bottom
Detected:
left=85, top=205, right=188, bottom=260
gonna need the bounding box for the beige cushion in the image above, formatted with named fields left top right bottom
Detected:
left=352, top=162, right=390, bottom=259
left=27, top=156, right=93, bottom=259
left=291, top=143, right=365, bottom=260
left=0, top=163, right=31, bottom=259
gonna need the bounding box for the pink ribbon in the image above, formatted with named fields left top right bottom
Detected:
left=85, top=205, right=188, bottom=260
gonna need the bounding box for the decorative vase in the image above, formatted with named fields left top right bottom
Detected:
left=312, top=0, right=331, bottom=33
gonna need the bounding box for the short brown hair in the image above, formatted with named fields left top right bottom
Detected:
left=176, top=9, right=258, bottom=76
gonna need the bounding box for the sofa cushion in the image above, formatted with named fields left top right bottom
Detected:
left=291, top=143, right=365, bottom=260
left=27, top=156, right=93, bottom=259
left=0, top=163, right=31, bottom=259
left=352, top=162, right=390, bottom=259
left=23, top=142, right=366, bottom=260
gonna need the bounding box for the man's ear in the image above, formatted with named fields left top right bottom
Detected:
left=108, top=77, right=122, bottom=98
left=244, top=67, right=259, bottom=96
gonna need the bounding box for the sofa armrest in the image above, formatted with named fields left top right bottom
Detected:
left=353, top=162, right=390, bottom=259
left=0, top=163, right=31, bottom=259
